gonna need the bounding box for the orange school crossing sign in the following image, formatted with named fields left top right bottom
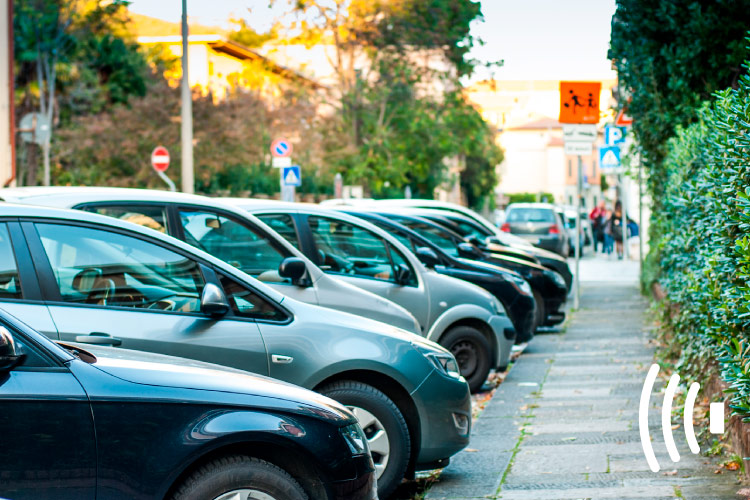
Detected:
left=559, top=81, right=601, bottom=124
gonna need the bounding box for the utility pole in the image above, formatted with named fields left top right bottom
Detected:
left=180, top=0, right=194, bottom=194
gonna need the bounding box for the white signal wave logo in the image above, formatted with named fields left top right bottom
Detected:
left=639, top=364, right=725, bottom=472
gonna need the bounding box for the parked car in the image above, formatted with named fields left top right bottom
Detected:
left=330, top=199, right=574, bottom=292
left=0, top=203, right=470, bottom=498
left=339, top=209, right=537, bottom=343
left=224, top=199, right=516, bottom=393
left=0, top=306, right=376, bottom=500
left=0, top=187, right=421, bottom=335
left=366, top=211, right=567, bottom=333
left=501, top=203, right=570, bottom=257
left=561, top=205, right=593, bottom=256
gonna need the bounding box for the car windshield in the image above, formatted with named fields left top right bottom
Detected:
left=507, top=208, right=556, bottom=224
left=393, top=219, right=460, bottom=258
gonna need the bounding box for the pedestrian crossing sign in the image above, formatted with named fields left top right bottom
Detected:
left=599, top=146, right=621, bottom=171
left=282, top=165, right=301, bottom=186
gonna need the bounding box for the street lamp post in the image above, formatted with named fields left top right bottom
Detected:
left=180, top=0, right=194, bottom=194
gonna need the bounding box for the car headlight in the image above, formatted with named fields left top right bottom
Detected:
left=546, top=270, right=566, bottom=289
left=505, top=274, right=532, bottom=296
left=413, top=343, right=462, bottom=379
left=340, top=423, right=368, bottom=455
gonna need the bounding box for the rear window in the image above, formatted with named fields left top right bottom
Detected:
left=506, top=208, right=556, bottom=224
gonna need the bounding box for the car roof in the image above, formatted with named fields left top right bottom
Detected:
left=0, top=201, right=287, bottom=304
left=0, top=186, right=220, bottom=207
left=220, top=197, right=315, bottom=212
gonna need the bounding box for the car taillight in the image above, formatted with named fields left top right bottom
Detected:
left=548, top=225, right=560, bottom=234
left=500, top=223, right=511, bottom=232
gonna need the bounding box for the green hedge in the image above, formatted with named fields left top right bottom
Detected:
left=655, top=63, right=750, bottom=418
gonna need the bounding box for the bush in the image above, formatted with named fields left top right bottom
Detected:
left=655, top=62, right=750, bottom=417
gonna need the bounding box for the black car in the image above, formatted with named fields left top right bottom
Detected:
left=405, top=209, right=574, bottom=292
left=0, top=307, right=376, bottom=500
left=371, top=211, right=568, bottom=333
left=343, top=210, right=537, bottom=344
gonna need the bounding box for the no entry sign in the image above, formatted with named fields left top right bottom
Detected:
left=151, top=146, right=170, bottom=172
left=270, top=138, right=292, bottom=158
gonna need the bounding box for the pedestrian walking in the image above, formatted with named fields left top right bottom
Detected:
left=603, top=207, right=614, bottom=256
left=589, top=200, right=606, bottom=253
left=607, top=200, right=635, bottom=260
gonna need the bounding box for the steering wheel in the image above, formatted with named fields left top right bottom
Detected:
left=86, top=277, right=116, bottom=306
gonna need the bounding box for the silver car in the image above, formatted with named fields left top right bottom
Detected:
left=223, top=199, right=516, bottom=393
left=0, top=202, right=470, bottom=498
left=0, top=187, right=421, bottom=334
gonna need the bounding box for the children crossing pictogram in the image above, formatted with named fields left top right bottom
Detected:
left=559, top=82, right=602, bottom=124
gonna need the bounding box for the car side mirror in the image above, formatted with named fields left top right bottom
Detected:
left=200, top=283, right=230, bottom=317
left=457, top=242, right=482, bottom=259
left=467, top=235, right=482, bottom=246
left=0, top=326, right=25, bottom=372
left=278, top=257, right=310, bottom=286
left=415, top=247, right=440, bottom=268
left=394, top=263, right=412, bottom=285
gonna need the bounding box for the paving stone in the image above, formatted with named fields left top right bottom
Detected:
left=425, top=273, right=740, bottom=500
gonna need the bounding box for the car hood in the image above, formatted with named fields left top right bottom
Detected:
left=68, top=343, right=354, bottom=423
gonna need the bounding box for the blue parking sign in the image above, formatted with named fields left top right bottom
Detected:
left=282, top=165, right=301, bottom=186
left=599, top=146, right=621, bottom=170
left=604, top=125, right=626, bottom=146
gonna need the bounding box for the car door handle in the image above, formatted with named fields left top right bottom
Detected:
left=271, top=354, right=294, bottom=364
left=74, top=332, right=123, bottom=347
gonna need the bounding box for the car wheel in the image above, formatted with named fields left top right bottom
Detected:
left=440, top=326, right=491, bottom=393
left=171, top=456, right=307, bottom=500
left=532, top=289, right=546, bottom=333
left=320, top=381, right=410, bottom=499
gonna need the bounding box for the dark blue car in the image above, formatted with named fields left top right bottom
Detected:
left=0, top=308, right=376, bottom=500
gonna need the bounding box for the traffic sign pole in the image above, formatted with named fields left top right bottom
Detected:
left=622, top=173, right=628, bottom=261
left=575, top=155, right=582, bottom=310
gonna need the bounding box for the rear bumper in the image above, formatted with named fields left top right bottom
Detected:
left=488, top=314, right=517, bottom=367
left=411, top=370, right=472, bottom=468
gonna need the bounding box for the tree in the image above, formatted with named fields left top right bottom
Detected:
left=608, top=0, right=750, bottom=209
left=283, top=0, right=501, bottom=202
left=14, top=0, right=147, bottom=185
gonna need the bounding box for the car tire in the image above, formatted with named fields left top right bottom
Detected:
left=532, top=289, right=545, bottom=333
left=440, top=326, right=491, bottom=393
left=320, top=381, right=410, bottom=500
left=171, top=455, right=307, bottom=500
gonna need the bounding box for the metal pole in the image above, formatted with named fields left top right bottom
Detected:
left=180, top=0, right=194, bottom=194
left=157, top=170, right=176, bottom=192
left=574, top=155, right=582, bottom=310
left=622, top=172, right=628, bottom=260
left=638, top=156, right=643, bottom=279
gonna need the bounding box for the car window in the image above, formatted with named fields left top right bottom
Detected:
left=388, top=244, right=418, bottom=286
left=219, top=274, right=287, bottom=321
left=0, top=224, right=22, bottom=300
left=256, top=214, right=301, bottom=250
left=81, top=205, right=169, bottom=233
left=453, top=219, right=491, bottom=240
left=179, top=210, right=290, bottom=283
left=36, top=223, right=205, bottom=313
left=394, top=219, right=460, bottom=258
left=506, top=208, right=556, bottom=224
left=308, top=216, right=397, bottom=283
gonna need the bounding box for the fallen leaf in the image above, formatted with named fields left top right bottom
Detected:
left=724, top=461, right=740, bottom=471
left=662, top=470, right=678, bottom=476
left=465, top=449, right=478, bottom=453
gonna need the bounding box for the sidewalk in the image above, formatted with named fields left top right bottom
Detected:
left=426, top=255, right=742, bottom=500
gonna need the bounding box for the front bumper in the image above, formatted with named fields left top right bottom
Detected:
left=506, top=293, right=535, bottom=344
left=411, top=369, right=472, bottom=469
left=329, top=453, right=378, bottom=500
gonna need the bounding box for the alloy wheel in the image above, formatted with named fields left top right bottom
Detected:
left=451, top=340, right=478, bottom=377
left=349, top=406, right=390, bottom=479
left=213, top=490, right=279, bottom=500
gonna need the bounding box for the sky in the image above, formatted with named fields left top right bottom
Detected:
left=127, top=0, right=618, bottom=82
